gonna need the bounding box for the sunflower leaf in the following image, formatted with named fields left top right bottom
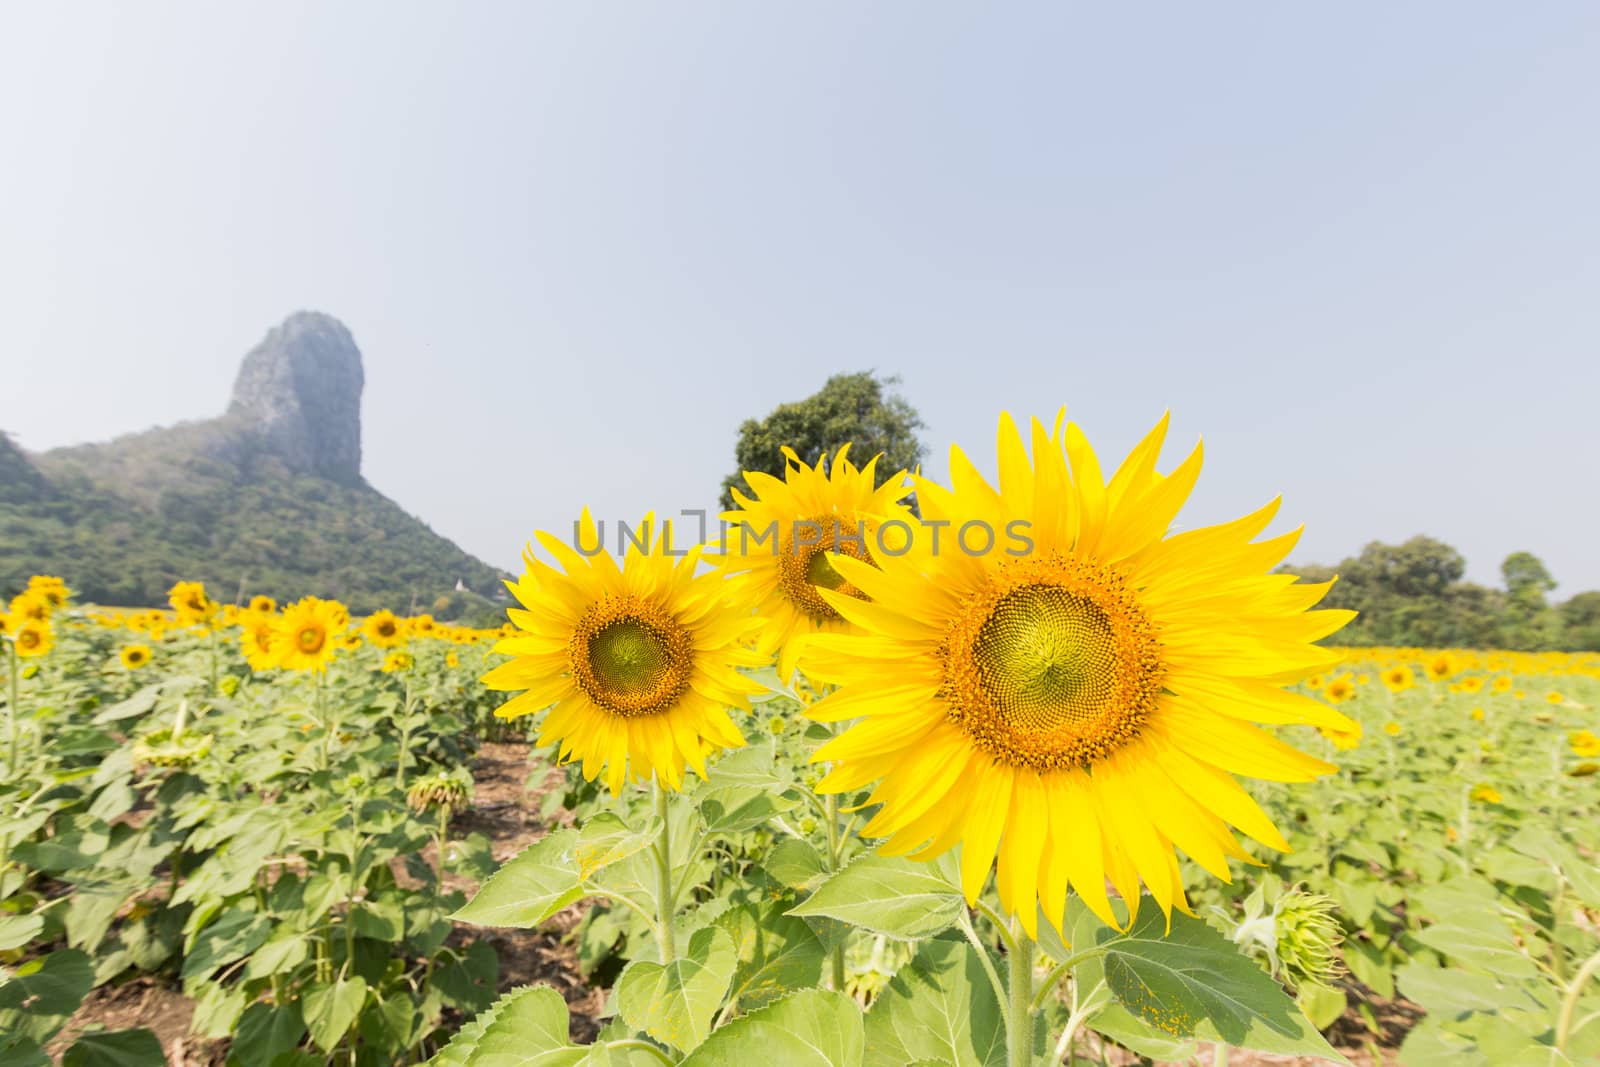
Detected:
left=863, top=937, right=1005, bottom=1067
left=615, top=925, right=738, bottom=1052
left=679, top=989, right=864, bottom=1067
left=452, top=829, right=584, bottom=928
left=1079, top=907, right=1346, bottom=1063
left=786, top=850, right=963, bottom=942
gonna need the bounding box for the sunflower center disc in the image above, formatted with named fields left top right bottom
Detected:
left=298, top=627, right=325, bottom=653
left=777, top=514, right=875, bottom=622
left=972, top=586, right=1118, bottom=733
left=571, top=597, right=695, bottom=717
left=940, top=556, right=1165, bottom=773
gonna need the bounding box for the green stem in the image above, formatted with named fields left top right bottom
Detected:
left=1029, top=947, right=1107, bottom=1014
left=207, top=623, right=219, bottom=696
left=653, top=782, right=676, bottom=963
left=1556, top=948, right=1600, bottom=1052
left=605, top=1040, right=675, bottom=1066
left=958, top=908, right=1008, bottom=1011
left=1213, top=1041, right=1229, bottom=1066
left=437, top=805, right=450, bottom=881
left=6, top=648, right=18, bottom=779
left=396, top=675, right=414, bottom=789
left=316, top=670, right=330, bottom=771
left=825, top=789, right=846, bottom=992
left=1007, top=915, right=1035, bottom=1067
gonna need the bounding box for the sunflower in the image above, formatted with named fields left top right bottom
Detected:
left=363, top=609, right=407, bottom=649
left=1460, top=675, right=1484, bottom=694
left=25, top=575, right=71, bottom=609
left=380, top=650, right=414, bottom=673
left=1319, top=721, right=1362, bottom=751
left=409, top=614, right=436, bottom=638
left=1381, top=665, right=1415, bottom=693
left=1470, top=784, right=1502, bottom=804
left=719, top=445, right=915, bottom=680
left=8, top=592, right=50, bottom=624
left=1492, top=675, right=1513, bottom=693
left=1569, top=730, right=1600, bottom=759
left=168, top=581, right=216, bottom=626
left=272, top=597, right=346, bottom=673
left=120, top=644, right=152, bottom=670
left=240, top=613, right=278, bottom=672
left=799, top=411, right=1354, bottom=936
left=483, top=511, right=764, bottom=794
left=12, top=618, right=54, bottom=658
left=249, top=595, right=277, bottom=614
left=1322, top=675, right=1355, bottom=704
left=1424, top=653, right=1455, bottom=682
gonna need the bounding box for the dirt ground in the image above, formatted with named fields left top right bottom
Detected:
left=56, top=739, right=1407, bottom=1064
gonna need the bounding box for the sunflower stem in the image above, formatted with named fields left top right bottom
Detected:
left=6, top=647, right=18, bottom=779
left=959, top=908, right=1008, bottom=1012
left=1006, top=914, right=1035, bottom=1067
left=1557, top=947, right=1600, bottom=1053
left=825, top=788, right=847, bottom=991
left=653, top=781, right=676, bottom=964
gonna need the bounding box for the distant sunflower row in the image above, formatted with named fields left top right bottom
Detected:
left=0, top=575, right=505, bottom=675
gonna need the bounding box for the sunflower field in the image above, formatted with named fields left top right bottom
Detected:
left=3, top=412, right=1599, bottom=1067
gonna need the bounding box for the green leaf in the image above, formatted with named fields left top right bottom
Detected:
left=1394, top=960, right=1545, bottom=1018
left=1080, top=908, right=1345, bottom=1062
left=60, top=1029, right=165, bottom=1067
left=616, top=925, right=738, bottom=1052
left=1413, top=913, right=1541, bottom=979
left=764, top=838, right=826, bottom=891
left=717, top=902, right=826, bottom=1011
left=699, top=785, right=794, bottom=834
left=863, top=938, right=1004, bottom=1067
left=572, top=813, right=656, bottom=880
left=182, top=909, right=271, bottom=982
left=304, top=976, right=368, bottom=1052
left=1296, top=983, right=1348, bottom=1031
left=1084, top=1002, right=1199, bottom=1062
left=453, top=829, right=584, bottom=928
left=444, top=984, right=587, bottom=1066
left=787, top=850, right=962, bottom=942
left=0, top=949, right=94, bottom=1043
left=0, top=1035, right=49, bottom=1067
left=433, top=939, right=500, bottom=1014
left=228, top=1000, right=306, bottom=1067
left=705, top=740, right=787, bottom=789
left=0, top=913, right=45, bottom=952
left=681, top=989, right=864, bottom=1067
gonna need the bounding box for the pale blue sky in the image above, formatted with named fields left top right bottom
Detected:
left=3, top=3, right=1597, bottom=592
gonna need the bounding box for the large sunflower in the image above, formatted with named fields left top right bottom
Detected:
left=800, top=411, right=1354, bottom=936
left=272, top=597, right=346, bottom=673
left=720, top=445, right=915, bottom=678
left=482, top=511, right=764, bottom=794
left=240, top=613, right=278, bottom=672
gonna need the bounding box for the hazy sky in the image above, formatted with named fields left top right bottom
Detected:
left=4, top=3, right=1598, bottom=592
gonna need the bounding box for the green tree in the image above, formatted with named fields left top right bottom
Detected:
left=719, top=372, right=925, bottom=511
left=1558, top=590, right=1600, bottom=652
left=1499, top=550, right=1558, bottom=649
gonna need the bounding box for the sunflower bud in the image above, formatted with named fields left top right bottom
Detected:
left=218, top=675, right=241, bottom=697
left=132, top=728, right=213, bottom=770
left=1273, top=887, right=1345, bottom=991
left=407, top=771, right=472, bottom=814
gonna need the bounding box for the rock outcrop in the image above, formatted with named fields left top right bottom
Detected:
left=228, top=311, right=365, bottom=484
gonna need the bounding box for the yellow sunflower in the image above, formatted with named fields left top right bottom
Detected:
left=1322, top=675, right=1355, bottom=704
left=168, top=581, right=216, bottom=626
left=271, top=597, right=346, bottom=673
left=25, top=575, right=71, bottom=609
left=363, top=609, right=407, bottom=649
left=120, top=644, right=152, bottom=670
left=12, top=618, right=54, bottom=658
left=9, top=592, right=50, bottom=624
left=483, top=511, right=764, bottom=794
left=1381, top=665, right=1415, bottom=693
left=249, top=595, right=277, bottom=614
left=719, top=445, right=915, bottom=679
left=1424, top=653, right=1455, bottom=682
left=380, top=650, right=414, bottom=673
left=240, top=613, right=278, bottom=672
left=409, top=614, right=436, bottom=639
left=799, top=411, right=1354, bottom=936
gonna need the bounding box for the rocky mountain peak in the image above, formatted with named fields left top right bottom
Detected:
left=228, top=311, right=364, bottom=484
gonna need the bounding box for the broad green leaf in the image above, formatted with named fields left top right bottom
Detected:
left=573, top=813, right=656, bottom=879
left=60, top=1029, right=164, bottom=1067
left=863, top=938, right=1004, bottom=1067
left=0, top=949, right=93, bottom=1043
left=0, top=913, right=45, bottom=952
left=1081, top=908, right=1345, bottom=1062
left=717, top=902, right=826, bottom=1010
left=699, top=784, right=795, bottom=834
left=0, top=1035, right=49, bottom=1067
left=457, top=984, right=588, bottom=1067
left=681, top=989, right=864, bottom=1067
left=433, top=939, right=500, bottom=1014
left=181, top=909, right=271, bottom=982
left=1296, top=983, right=1347, bottom=1031
left=453, top=829, right=584, bottom=928
left=616, top=925, right=738, bottom=1052
left=304, top=976, right=368, bottom=1052
left=1413, top=914, right=1540, bottom=979
left=1394, top=960, right=1545, bottom=1017
left=705, top=740, right=787, bottom=789
left=787, top=850, right=962, bottom=942
left=1084, top=1002, right=1199, bottom=1061
left=229, top=1000, right=306, bottom=1067
left=764, top=838, right=826, bottom=890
